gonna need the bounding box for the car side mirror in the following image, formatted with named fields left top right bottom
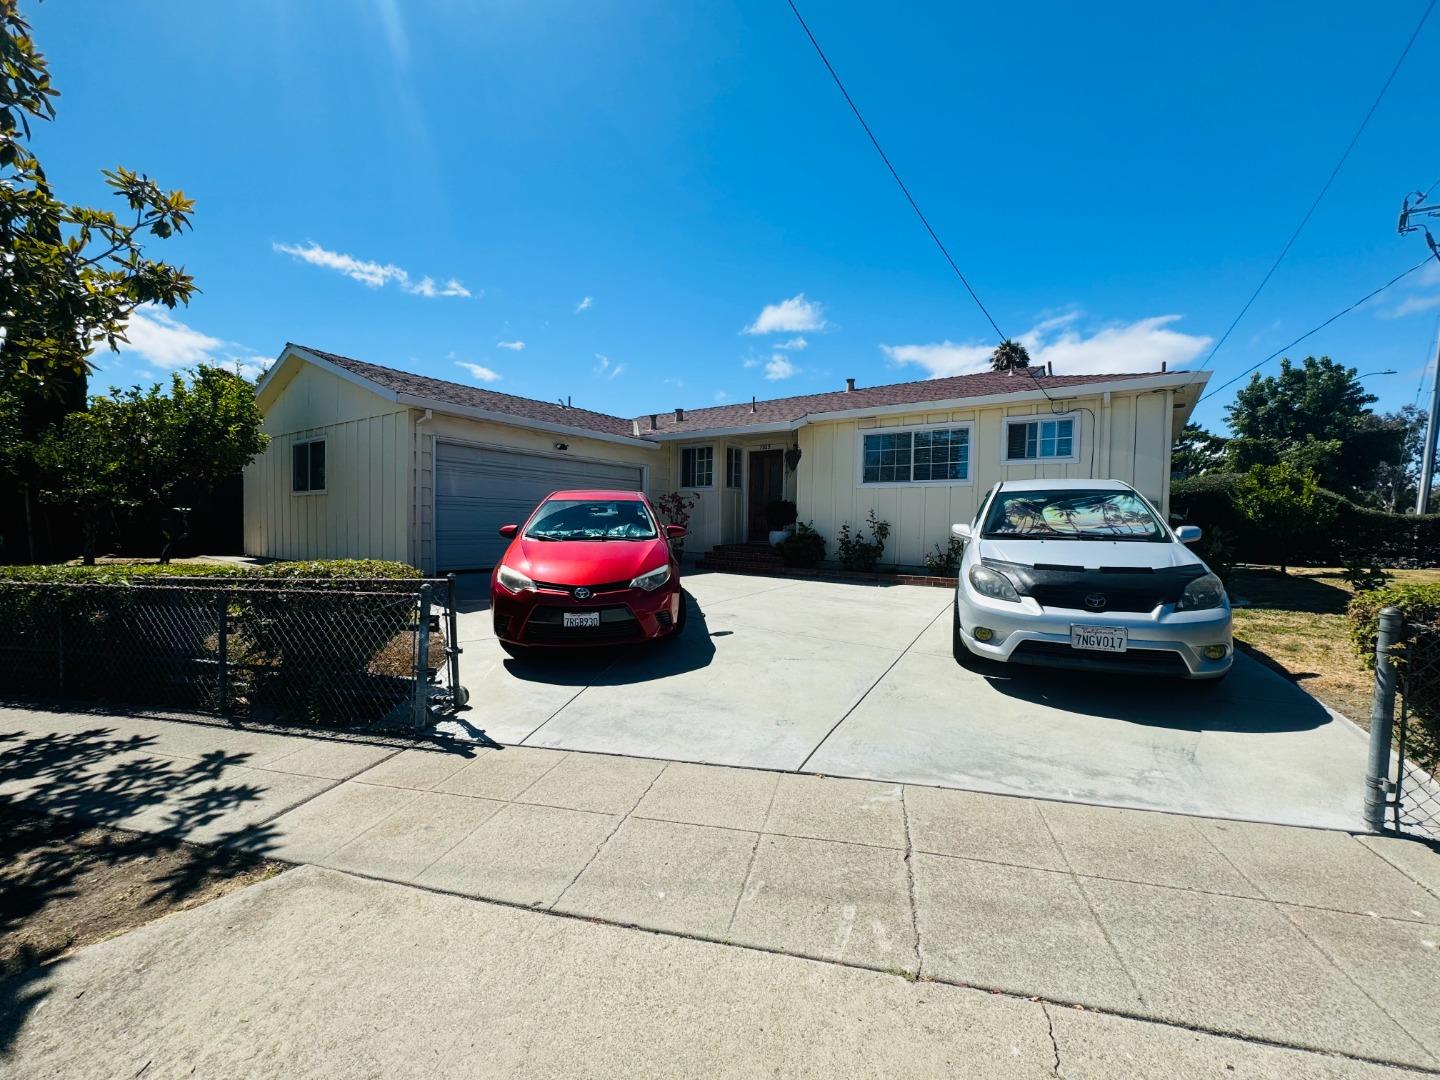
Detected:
left=665, top=524, right=688, bottom=540
left=1175, top=525, right=1202, bottom=544
left=498, top=524, right=519, bottom=539
left=951, top=522, right=972, bottom=541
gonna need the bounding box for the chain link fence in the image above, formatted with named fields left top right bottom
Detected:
left=0, top=576, right=467, bottom=730
left=1366, top=608, right=1440, bottom=843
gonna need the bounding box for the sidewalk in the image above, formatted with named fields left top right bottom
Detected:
left=3, top=704, right=1439, bottom=1076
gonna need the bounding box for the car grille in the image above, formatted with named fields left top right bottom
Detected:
left=1010, top=640, right=1189, bottom=676
left=522, top=605, right=642, bottom=644
left=1026, top=583, right=1171, bottom=613
left=533, top=579, right=633, bottom=596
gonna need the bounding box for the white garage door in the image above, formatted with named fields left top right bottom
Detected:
left=434, top=443, right=646, bottom=571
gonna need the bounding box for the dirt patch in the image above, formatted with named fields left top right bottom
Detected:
left=0, top=807, right=285, bottom=980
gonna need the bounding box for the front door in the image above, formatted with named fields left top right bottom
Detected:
left=747, top=449, right=785, bottom=541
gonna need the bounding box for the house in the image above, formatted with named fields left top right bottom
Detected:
left=243, top=343, right=1211, bottom=573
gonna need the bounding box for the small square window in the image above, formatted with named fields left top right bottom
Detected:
left=292, top=439, right=326, bottom=493
left=681, top=446, right=714, bottom=488
left=726, top=447, right=743, bottom=488
left=1006, top=417, right=1075, bottom=462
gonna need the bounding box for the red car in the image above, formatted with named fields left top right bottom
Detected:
left=490, top=490, right=687, bottom=654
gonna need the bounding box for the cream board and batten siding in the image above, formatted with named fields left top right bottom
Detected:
left=667, top=436, right=798, bottom=552
left=413, top=412, right=667, bottom=574
left=794, top=388, right=1176, bottom=568
left=243, top=361, right=413, bottom=563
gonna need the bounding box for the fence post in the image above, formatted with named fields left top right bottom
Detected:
left=446, top=573, right=465, bottom=706
left=216, top=593, right=228, bottom=716
left=1365, top=606, right=1402, bottom=832
left=412, top=583, right=433, bottom=729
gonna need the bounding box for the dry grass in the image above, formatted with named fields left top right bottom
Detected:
left=1229, top=567, right=1440, bottom=726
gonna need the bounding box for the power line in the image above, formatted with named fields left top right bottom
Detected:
left=782, top=0, right=1006, bottom=342
left=1198, top=256, right=1435, bottom=404
left=1196, top=0, right=1436, bottom=374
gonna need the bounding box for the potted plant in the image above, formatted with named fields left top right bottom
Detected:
left=765, top=499, right=798, bottom=546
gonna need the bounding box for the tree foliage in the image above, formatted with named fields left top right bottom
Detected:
left=1170, top=422, right=1227, bottom=480
left=990, top=339, right=1032, bottom=372
left=1233, top=462, right=1334, bottom=573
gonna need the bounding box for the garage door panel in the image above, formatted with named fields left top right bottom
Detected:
left=435, top=444, right=645, bottom=571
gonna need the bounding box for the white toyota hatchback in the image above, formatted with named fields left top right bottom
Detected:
left=951, top=479, right=1232, bottom=680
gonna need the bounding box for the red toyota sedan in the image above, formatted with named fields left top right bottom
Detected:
left=490, top=490, right=687, bottom=654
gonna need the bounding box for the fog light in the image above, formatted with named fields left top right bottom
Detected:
left=1202, top=644, right=1228, bottom=661
left=972, top=626, right=994, bottom=643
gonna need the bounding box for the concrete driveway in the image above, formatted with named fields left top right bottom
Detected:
left=447, top=571, right=1368, bottom=829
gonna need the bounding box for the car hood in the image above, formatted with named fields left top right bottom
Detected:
left=507, top=536, right=670, bottom=586
left=977, top=536, right=1203, bottom=570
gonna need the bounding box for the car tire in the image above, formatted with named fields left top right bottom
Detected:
left=661, top=590, right=688, bottom=643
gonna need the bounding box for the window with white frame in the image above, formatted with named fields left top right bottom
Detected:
left=860, top=425, right=971, bottom=485
left=681, top=446, right=714, bottom=488
left=292, top=438, right=326, bottom=493
left=725, top=447, right=743, bottom=488
left=1005, top=416, right=1076, bottom=462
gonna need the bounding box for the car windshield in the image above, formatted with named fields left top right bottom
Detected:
left=525, top=499, right=659, bottom=541
left=981, top=489, right=1168, bottom=542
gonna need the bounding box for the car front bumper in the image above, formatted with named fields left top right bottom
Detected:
left=954, top=587, right=1233, bottom=679
left=491, top=579, right=682, bottom=646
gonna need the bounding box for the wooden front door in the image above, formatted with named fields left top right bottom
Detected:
left=747, top=449, right=785, bottom=541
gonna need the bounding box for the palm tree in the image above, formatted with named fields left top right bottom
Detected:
left=991, top=339, right=1032, bottom=372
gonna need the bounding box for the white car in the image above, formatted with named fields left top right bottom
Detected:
left=951, top=479, right=1232, bottom=680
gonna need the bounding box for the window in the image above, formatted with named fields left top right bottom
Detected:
left=680, top=446, right=714, bottom=488
left=1005, top=416, right=1076, bottom=462
left=860, top=425, right=971, bottom=485
left=292, top=439, right=326, bottom=493
left=725, top=447, right=743, bottom=488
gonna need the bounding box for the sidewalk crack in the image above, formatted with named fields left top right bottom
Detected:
left=727, top=775, right=781, bottom=933
left=1041, top=1003, right=1062, bottom=1076
left=547, top=763, right=669, bottom=910
left=900, top=787, right=924, bottom=977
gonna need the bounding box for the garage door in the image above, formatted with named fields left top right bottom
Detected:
left=434, top=443, right=646, bottom=571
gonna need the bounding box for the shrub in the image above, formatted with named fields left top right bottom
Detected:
left=923, top=536, right=965, bottom=576
left=836, top=510, right=891, bottom=572
left=653, top=491, right=700, bottom=553
left=764, top=499, right=798, bottom=532
left=777, top=521, right=825, bottom=568
left=1349, top=582, right=1440, bottom=770
left=1233, top=463, right=1333, bottom=573
left=0, top=559, right=419, bottom=584
left=1341, top=558, right=1390, bottom=593
left=1347, top=582, right=1440, bottom=662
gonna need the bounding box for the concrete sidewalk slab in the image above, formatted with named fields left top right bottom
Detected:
left=248, top=780, right=421, bottom=864
left=349, top=745, right=478, bottom=790
left=903, top=785, right=1068, bottom=871
left=322, top=790, right=504, bottom=881
left=515, top=751, right=666, bottom=815
left=762, top=773, right=907, bottom=849
left=432, top=745, right=566, bottom=800
left=631, top=761, right=780, bottom=832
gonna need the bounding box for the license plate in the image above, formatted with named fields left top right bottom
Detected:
left=563, top=611, right=600, bottom=629
left=1070, top=625, right=1127, bottom=652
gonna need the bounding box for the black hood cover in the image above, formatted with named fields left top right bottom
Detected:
left=981, top=558, right=1210, bottom=614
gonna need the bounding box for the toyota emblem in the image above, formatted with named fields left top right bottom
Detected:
left=1084, top=592, right=1108, bottom=611
left=573, top=587, right=592, bottom=601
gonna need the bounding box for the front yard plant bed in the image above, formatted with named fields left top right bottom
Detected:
left=0, top=561, right=458, bottom=729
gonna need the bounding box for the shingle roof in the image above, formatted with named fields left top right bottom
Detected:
left=295, top=345, right=639, bottom=439
left=637, top=369, right=1160, bottom=436
left=292, top=344, right=1166, bottom=441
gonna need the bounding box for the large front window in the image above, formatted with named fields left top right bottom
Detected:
left=1006, top=416, right=1075, bottom=462
left=525, top=499, right=659, bottom=541
left=861, top=426, right=971, bottom=484
left=681, top=446, right=713, bottom=488
left=982, top=489, right=1167, bottom=542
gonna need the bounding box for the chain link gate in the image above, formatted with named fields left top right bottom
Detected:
left=0, top=576, right=469, bottom=731
left=1366, top=607, right=1440, bottom=843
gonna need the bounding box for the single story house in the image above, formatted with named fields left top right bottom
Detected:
left=243, top=343, right=1211, bottom=573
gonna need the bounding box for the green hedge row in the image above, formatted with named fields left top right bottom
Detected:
left=1348, top=582, right=1440, bottom=771
left=1171, top=473, right=1440, bottom=567
left=0, top=559, right=422, bottom=584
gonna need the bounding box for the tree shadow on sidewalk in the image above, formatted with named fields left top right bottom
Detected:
left=0, top=725, right=283, bottom=1058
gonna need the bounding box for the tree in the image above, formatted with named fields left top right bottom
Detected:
left=991, top=339, right=1032, bottom=372
left=1369, top=405, right=1426, bottom=512
left=33, top=405, right=134, bottom=564
left=1171, top=422, right=1227, bottom=480
left=0, top=0, right=198, bottom=561
left=1223, top=356, right=1395, bottom=494
left=1233, top=462, right=1334, bottom=574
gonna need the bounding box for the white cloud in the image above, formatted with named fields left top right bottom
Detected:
left=1387, top=294, right=1440, bottom=318
left=576, top=296, right=593, bottom=313
left=745, top=294, right=827, bottom=335
left=274, top=241, right=471, bottom=298
left=455, top=361, right=501, bottom=383
left=764, top=355, right=799, bottom=380
left=110, top=306, right=270, bottom=380
left=609, top=363, right=627, bottom=379
left=663, top=377, right=686, bottom=389
left=775, top=336, right=809, bottom=351
left=496, top=340, right=526, bottom=351
left=742, top=357, right=761, bottom=369
left=713, top=391, right=730, bottom=403
left=882, top=313, right=1212, bottom=378
left=594, top=354, right=626, bottom=380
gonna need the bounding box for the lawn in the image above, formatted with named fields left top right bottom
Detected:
left=1227, top=566, right=1440, bottom=727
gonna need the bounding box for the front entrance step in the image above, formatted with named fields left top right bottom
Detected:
left=694, top=541, right=784, bottom=575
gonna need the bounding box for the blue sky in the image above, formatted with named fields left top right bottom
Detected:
left=32, top=1, right=1440, bottom=431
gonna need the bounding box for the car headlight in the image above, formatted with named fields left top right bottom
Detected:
left=968, top=565, right=1021, bottom=603
left=496, top=564, right=536, bottom=593
left=1176, top=572, right=1226, bottom=612
left=629, top=565, right=672, bottom=592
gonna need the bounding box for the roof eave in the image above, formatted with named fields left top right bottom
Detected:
left=392, top=393, right=662, bottom=450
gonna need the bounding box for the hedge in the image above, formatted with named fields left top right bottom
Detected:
left=1171, top=473, right=1440, bottom=567
left=0, top=559, right=422, bottom=584
left=1348, top=582, right=1440, bottom=771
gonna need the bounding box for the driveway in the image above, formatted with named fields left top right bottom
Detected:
left=447, top=571, right=1367, bottom=829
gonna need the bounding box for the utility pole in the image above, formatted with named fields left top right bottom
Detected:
left=1399, top=188, right=1440, bottom=513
